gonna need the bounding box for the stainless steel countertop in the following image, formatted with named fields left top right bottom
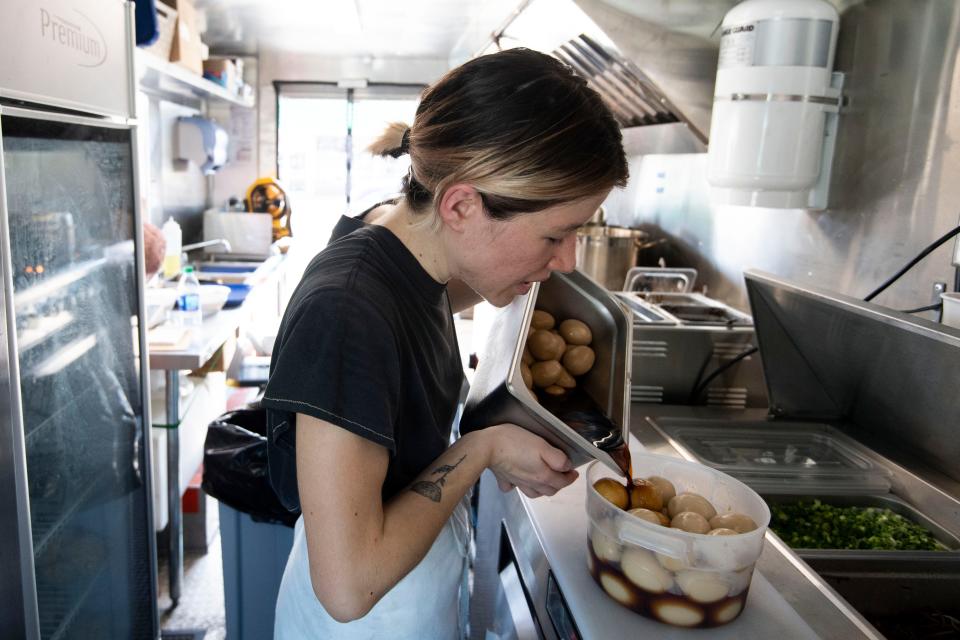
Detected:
left=495, top=403, right=884, bottom=639
left=148, top=255, right=286, bottom=371
left=148, top=305, right=246, bottom=371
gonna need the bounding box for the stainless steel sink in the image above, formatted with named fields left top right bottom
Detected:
left=194, top=256, right=277, bottom=284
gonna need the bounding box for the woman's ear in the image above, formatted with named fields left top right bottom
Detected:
left=437, top=183, right=483, bottom=233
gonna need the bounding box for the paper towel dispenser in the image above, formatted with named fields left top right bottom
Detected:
left=176, top=116, right=228, bottom=175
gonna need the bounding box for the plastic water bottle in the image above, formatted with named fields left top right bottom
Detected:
left=175, top=266, right=202, bottom=327
left=162, top=217, right=182, bottom=280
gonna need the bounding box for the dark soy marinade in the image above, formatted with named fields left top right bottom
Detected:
left=535, top=387, right=632, bottom=480
left=587, top=543, right=750, bottom=628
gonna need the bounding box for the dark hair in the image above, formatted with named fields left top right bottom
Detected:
left=368, top=48, right=628, bottom=220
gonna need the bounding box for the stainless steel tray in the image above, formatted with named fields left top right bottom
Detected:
left=622, top=267, right=697, bottom=293
left=460, top=270, right=632, bottom=474
left=764, top=493, right=960, bottom=554
left=763, top=493, right=960, bottom=617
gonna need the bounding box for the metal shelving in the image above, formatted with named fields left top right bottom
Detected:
left=136, top=50, right=254, bottom=109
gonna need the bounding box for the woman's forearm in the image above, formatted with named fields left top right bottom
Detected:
left=302, top=426, right=491, bottom=622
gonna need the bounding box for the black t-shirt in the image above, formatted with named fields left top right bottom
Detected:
left=261, top=218, right=464, bottom=504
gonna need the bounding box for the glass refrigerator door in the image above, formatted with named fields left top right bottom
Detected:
left=1, top=112, right=155, bottom=639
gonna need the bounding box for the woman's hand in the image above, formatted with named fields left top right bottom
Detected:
left=481, top=423, right=579, bottom=498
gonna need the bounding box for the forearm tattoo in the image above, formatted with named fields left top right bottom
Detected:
left=411, top=455, right=466, bottom=503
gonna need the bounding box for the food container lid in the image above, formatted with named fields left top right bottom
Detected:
left=654, top=420, right=892, bottom=494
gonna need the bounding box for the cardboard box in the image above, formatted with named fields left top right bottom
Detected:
left=143, top=1, right=178, bottom=61
left=203, top=58, right=239, bottom=93
left=165, top=0, right=203, bottom=75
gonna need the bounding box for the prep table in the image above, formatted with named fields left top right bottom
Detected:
left=471, top=405, right=883, bottom=640
left=148, top=254, right=288, bottom=606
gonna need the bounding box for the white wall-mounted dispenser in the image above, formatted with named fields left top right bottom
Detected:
left=176, top=116, right=229, bottom=175
left=707, top=0, right=843, bottom=210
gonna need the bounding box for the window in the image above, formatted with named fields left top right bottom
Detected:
left=277, top=83, right=422, bottom=249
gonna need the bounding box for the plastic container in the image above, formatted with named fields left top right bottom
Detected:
left=162, top=217, right=182, bottom=279
left=941, top=292, right=960, bottom=329
left=175, top=266, right=202, bottom=327
left=199, top=283, right=231, bottom=316
left=659, top=421, right=892, bottom=495
left=586, top=452, right=770, bottom=628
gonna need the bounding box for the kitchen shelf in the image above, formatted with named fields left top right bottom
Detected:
left=14, top=258, right=106, bottom=312
left=136, top=50, right=254, bottom=109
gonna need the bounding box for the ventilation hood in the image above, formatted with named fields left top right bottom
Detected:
left=553, top=34, right=706, bottom=143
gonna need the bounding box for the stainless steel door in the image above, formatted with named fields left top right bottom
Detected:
left=0, top=110, right=37, bottom=640
left=0, top=105, right=157, bottom=640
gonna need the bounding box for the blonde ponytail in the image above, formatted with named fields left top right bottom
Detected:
left=367, top=121, right=410, bottom=157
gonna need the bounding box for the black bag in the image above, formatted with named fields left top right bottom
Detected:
left=202, top=406, right=300, bottom=527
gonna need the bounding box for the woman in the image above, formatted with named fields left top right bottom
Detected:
left=263, top=47, right=628, bottom=639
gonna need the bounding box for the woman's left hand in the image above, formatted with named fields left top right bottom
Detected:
left=481, top=423, right=579, bottom=497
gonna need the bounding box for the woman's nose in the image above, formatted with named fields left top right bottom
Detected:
left=547, top=235, right=578, bottom=273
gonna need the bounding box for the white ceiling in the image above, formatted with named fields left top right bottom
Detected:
left=196, top=0, right=517, bottom=59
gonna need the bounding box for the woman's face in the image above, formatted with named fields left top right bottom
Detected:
left=456, top=191, right=609, bottom=307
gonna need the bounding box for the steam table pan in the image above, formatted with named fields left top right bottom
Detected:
left=461, top=270, right=632, bottom=474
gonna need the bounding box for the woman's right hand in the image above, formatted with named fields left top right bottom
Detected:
left=480, top=423, right=579, bottom=498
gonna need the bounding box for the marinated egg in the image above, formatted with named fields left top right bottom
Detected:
left=656, top=552, right=686, bottom=573
left=521, top=346, right=534, bottom=366
left=528, top=330, right=565, bottom=361
left=555, top=367, right=577, bottom=389
left=713, top=599, right=744, bottom=625
left=530, top=360, right=563, bottom=388
left=559, top=319, right=592, bottom=345
left=593, top=478, right=629, bottom=510
left=531, top=309, right=555, bottom=330
left=629, top=478, right=664, bottom=512
left=709, top=512, right=758, bottom=534
left=543, top=384, right=566, bottom=396
left=590, top=525, right=622, bottom=563
left=562, top=345, right=595, bottom=376
left=520, top=362, right=533, bottom=389
left=627, top=508, right=664, bottom=526
left=668, top=493, right=717, bottom=520
left=670, top=511, right=711, bottom=534
left=599, top=571, right=636, bottom=607
left=707, top=528, right=738, bottom=536
left=650, top=599, right=704, bottom=627
left=676, top=570, right=729, bottom=603
left=620, top=548, right=674, bottom=593
left=646, top=475, right=677, bottom=503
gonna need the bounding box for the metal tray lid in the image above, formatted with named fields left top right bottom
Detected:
left=460, top=270, right=633, bottom=476
left=649, top=418, right=892, bottom=495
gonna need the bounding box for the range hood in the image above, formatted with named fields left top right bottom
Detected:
left=553, top=34, right=702, bottom=140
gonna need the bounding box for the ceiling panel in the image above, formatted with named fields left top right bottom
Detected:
left=198, top=0, right=485, bottom=57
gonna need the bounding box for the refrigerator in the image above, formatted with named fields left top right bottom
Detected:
left=0, top=1, right=158, bottom=638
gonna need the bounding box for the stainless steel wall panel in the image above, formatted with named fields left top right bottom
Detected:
left=593, top=0, right=960, bottom=317
left=745, top=270, right=960, bottom=483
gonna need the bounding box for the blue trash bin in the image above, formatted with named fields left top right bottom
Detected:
left=219, top=502, right=294, bottom=640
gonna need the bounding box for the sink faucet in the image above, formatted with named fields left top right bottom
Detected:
left=182, top=238, right=233, bottom=253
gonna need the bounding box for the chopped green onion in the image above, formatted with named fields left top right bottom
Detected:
left=769, top=500, right=945, bottom=551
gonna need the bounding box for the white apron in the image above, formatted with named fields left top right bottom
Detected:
left=274, top=496, right=472, bottom=640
